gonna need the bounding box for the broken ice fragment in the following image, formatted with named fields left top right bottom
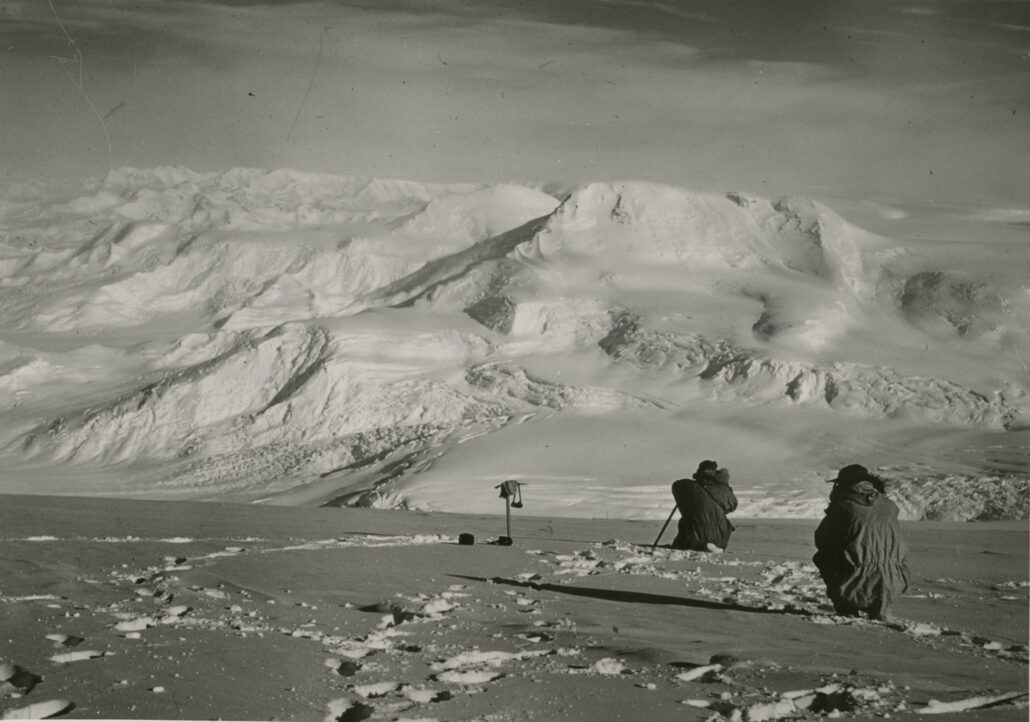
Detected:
left=1, top=699, right=74, bottom=719
left=676, top=663, right=723, bottom=682
left=590, top=658, right=627, bottom=675
left=44, top=634, right=84, bottom=648
left=0, top=665, right=41, bottom=697
left=437, top=669, right=503, bottom=684
left=49, top=650, right=106, bottom=664
left=917, top=691, right=1028, bottom=714
left=353, top=681, right=397, bottom=698
left=115, top=617, right=155, bottom=632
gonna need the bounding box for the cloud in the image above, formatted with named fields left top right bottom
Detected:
left=1, top=0, right=1026, bottom=209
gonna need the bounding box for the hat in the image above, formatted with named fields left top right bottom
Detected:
left=828, top=464, right=869, bottom=485
left=697, top=459, right=718, bottom=474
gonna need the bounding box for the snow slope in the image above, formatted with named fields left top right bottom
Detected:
left=0, top=495, right=1026, bottom=721
left=0, top=168, right=1026, bottom=519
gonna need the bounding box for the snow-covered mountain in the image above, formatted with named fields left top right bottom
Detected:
left=0, top=168, right=1026, bottom=519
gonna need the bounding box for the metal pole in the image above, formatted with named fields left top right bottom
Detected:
left=505, top=495, right=512, bottom=538
left=651, top=506, right=677, bottom=552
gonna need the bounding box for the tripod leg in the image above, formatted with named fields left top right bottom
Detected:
left=651, top=506, right=677, bottom=552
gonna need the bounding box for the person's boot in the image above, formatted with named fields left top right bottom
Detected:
left=867, top=600, right=892, bottom=621
left=832, top=600, right=858, bottom=617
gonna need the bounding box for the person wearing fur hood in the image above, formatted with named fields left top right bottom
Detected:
left=670, top=460, right=738, bottom=552
left=813, top=464, right=910, bottom=620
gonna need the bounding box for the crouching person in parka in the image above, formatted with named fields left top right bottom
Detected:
left=671, top=460, right=738, bottom=552
left=813, top=464, right=910, bottom=620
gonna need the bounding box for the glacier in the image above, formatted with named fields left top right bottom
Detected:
left=0, top=167, right=1026, bottom=520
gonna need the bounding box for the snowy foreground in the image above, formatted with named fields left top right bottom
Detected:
left=0, top=167, right=1027, bottom=520
left=0, top=495, right=1026, bottom=721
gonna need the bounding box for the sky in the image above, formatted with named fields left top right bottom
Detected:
left=1, top=0, right=1028, bottom=212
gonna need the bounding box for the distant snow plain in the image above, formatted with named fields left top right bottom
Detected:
left=0, top=167, right=1026, bottom=521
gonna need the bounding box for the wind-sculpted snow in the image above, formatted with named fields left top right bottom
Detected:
left=598, top=311, right=1017, bottom=428
left=19, top=323, right=335, bottom=463
left=0, top=167, right=559, bottom=334
left=465, top=362, right=665, bottom=412
left=889, top=473, right=1029, bottom=521
left=2, top=511, right=1024, bottom=720
left=0, top=168, right=1026, bottom=518
left=16, top=323, right=512, bottom=478
left=526, top=182, right=894, bottom=293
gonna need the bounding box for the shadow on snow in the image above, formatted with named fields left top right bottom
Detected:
left=451, top=574, right=813, bottom=617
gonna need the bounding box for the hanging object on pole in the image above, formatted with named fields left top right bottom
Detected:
left=494, top=479, right=525, bottom=545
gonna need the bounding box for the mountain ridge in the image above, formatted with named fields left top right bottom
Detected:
left=0, top=168, right=1025, bottom=519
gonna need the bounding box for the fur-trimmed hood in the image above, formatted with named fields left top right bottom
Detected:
left=829, top=479, right=882, bottom=507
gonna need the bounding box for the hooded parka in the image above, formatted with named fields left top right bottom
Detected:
left=813, top=479, right=910, bottom=618
left=671, top=468, right=738, bottom=551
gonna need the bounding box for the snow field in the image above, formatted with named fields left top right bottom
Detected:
left=1, top=525, right=1025, bottom=720
left=0, top=167, right=1026, bottom=518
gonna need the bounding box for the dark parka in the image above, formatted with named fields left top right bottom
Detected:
left=670, top=469, right=738, bottom=551
left=813, top=480, right=910, bottom=618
